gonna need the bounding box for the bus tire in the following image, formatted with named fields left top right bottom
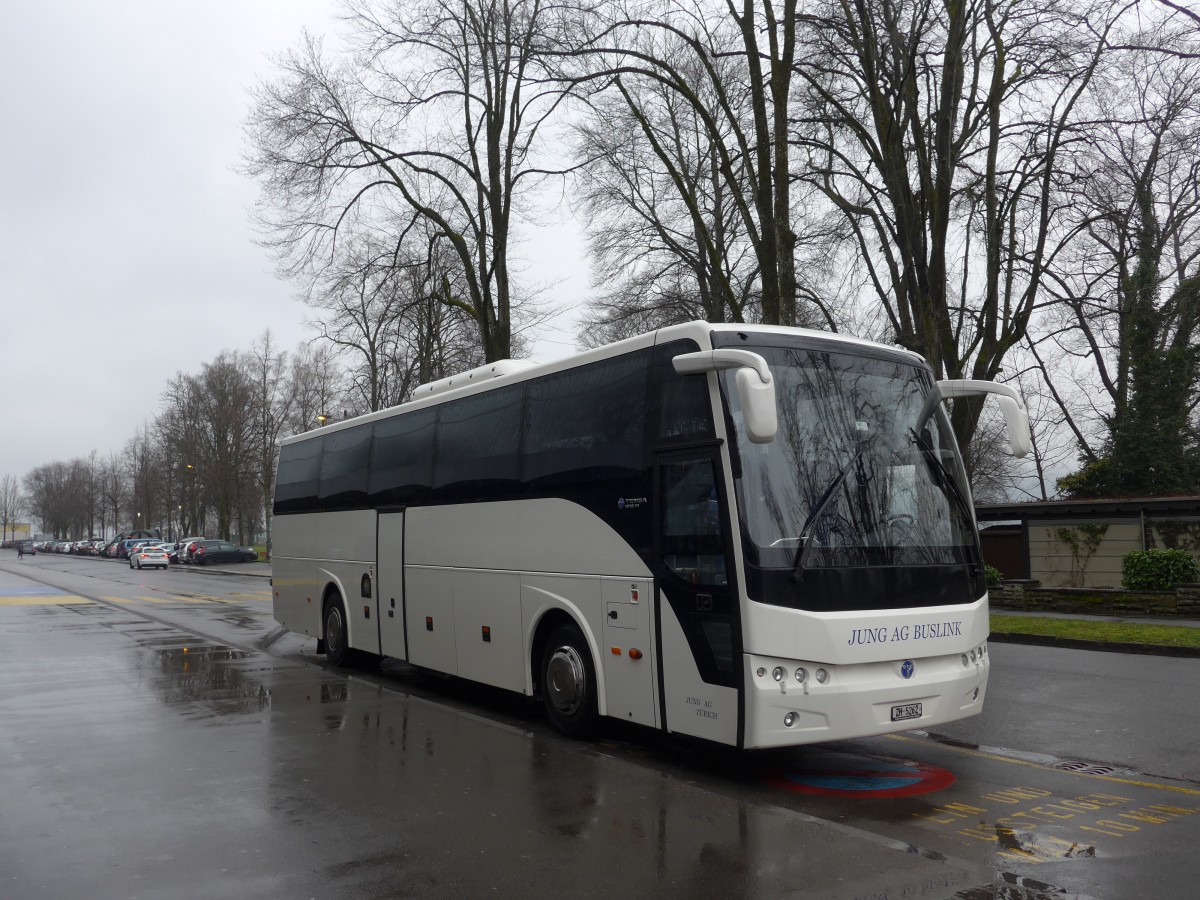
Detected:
left=323, top=596, right=354, bottom=667
left=541, top=622, right=599, bottom=739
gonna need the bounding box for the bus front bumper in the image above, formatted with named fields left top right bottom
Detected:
left=742, top=646, right=990, bottom=749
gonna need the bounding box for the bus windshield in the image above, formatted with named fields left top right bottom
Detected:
left=723, top=344, right=979, bottom=572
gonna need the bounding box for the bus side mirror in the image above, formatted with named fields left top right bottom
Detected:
left=673, top=349, right=778, bottom=444
left=935, top=379, right=1031, bottom=458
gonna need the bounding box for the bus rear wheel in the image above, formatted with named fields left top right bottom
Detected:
left=541, top=622, right=598, bottom=739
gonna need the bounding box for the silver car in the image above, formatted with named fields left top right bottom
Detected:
left=129, top=544, right=171, bottom=570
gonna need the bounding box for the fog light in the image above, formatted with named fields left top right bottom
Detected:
left=972, top=686, right=980, bottom=701
left=970, top=649, right=977, bottom=663
left=795, top=667, right=807, bottom=683
left=961, top=654, right=969, bottom=667
left=815, top=668, right=828, bottom=684
left=784, top=712, right=798, bottom=727
left=772, top=666, right=785, bottom=682
left=756, top=667, right=766, bottom=678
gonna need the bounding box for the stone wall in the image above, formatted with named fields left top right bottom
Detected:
left=992, top=581, right=1200, bottom=617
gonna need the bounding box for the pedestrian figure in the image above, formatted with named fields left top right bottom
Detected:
left=17, top=542, right=24, bottom=560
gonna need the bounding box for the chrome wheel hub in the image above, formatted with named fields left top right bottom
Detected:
left=546, top=646, right=586, bottom=715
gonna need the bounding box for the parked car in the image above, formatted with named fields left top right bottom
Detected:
left=178, top=536, right=207, bottom=564
left=116, top=538, right=152, bottom=559
left=129, top=544, right=171, bottom=570
left=17, top=539, right=35, bottom=556
left=191, top=540, right=258, bottom=565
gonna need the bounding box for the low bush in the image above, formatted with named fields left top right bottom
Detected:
left=984, top=564, right=1003, bottom=588
left=1121, top=549, right=1200, bottom=590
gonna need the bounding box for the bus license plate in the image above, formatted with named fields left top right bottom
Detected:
left=891, top=703, right=922, bottom=722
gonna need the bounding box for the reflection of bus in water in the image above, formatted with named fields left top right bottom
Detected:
left=271, top=322, right=1029, bottom=748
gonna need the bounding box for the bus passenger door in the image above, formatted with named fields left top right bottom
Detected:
left=376, top=512, right=407, bottom=661
left=654, top=452, right=740, bottom=745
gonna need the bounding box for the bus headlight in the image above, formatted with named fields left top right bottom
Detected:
left=772, top=666, right=786, bottom=682
left=814, top=668, right=828, bottom=684
left=795, top=667, right=807, bottom=683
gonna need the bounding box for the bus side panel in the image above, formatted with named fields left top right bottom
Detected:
left=659, top=597, right=738, bottom=745
left=272, top=511, right=378, bottom=654
left=271, top=513, right=323, bottom=639
left=323, top=557, right=381, bottom=657
left=600, top=578, right=657, bottom=728
left=404, top=499, right=649, bottom=577
left=404, top=566, right=458, bottom=675
left=454, top=569, right=523, bottom=692
left=271, top=554, right=320, bottom=639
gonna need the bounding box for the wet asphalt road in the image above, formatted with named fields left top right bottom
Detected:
left=2, top=553, right=1198, bottom=900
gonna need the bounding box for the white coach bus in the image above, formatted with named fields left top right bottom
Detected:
left=271, top=322, right=1029, bottom=748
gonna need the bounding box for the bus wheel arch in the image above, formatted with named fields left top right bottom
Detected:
left=536, top=614, right=600, bottom=739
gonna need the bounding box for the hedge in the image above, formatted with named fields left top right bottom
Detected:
left=1122, top=549, right=1200, bottom=590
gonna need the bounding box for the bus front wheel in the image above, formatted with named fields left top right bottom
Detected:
left=541, top=622, right=599, bottom=739
left=323, top=597, right=352, bottom=667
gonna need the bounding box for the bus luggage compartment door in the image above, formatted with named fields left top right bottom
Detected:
left=601, top=579, right=657, bottom=728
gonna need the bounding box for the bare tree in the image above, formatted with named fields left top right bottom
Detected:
left=563, top=0, right=820, bottom=327
left=99, top=454, right=127, bottom=538
left=160, top=355, right=259, bottom=542
left=0, top=474, right=23, bottom=542
left=287, top=342, right=347, bottom=435
left=24, top=460, right=94, bottom=538
left=305, top=228, right=482, bottom=412
left=1040, top=30, right=1200, bottom=495
left=571, top=47, right=761, bottom=339
left=247, top=331, right=293, bottom=556
left=246, top=0, right=574, bottom=363
left=787, top=0, right=1131, bottom=462
left=125, top=424, right=163, bottom=536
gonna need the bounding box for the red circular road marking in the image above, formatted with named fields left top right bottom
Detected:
left=767, top=757, right=955, bottom=798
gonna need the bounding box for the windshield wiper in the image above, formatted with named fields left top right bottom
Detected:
left=908, top=427, right=975, bottom=530
left=791, top=438, right=872, bottom=582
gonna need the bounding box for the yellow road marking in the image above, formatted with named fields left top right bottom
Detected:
left=134, top=594, right=170, bottom=604
left=887, top=733, right=1200, bottom=796
left=0, top=595, right=91, bottom=606
left=101, top=595, right=133, bottom=604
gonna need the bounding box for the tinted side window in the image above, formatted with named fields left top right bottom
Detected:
left=434, top=385, right=523, bottom=498
left=275, top=440, right=322, bottom=513
left=524, top=353, right=648, bottom=485
left=369, top=406, right=436, bottom=506
left=652, top=340, right=714, bottom=443
left=319, top=424, right=372, bottom=507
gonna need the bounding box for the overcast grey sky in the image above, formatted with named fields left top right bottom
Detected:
left=0, top=1, right=586, bottom=483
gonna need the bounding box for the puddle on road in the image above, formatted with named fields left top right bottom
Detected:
left=134, top=640, right=271, bottom=719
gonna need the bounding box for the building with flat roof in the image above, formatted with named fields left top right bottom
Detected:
left=977, top=496, right=1200, bottom=588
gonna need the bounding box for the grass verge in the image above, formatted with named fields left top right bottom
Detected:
left=991, top=614, right=1200, bottom=649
